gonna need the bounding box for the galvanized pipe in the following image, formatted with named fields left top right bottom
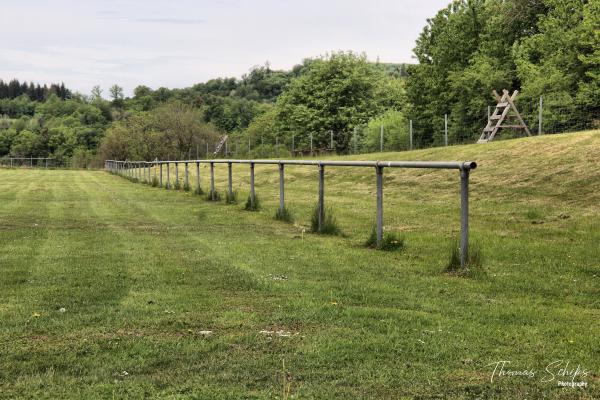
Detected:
left=228, top=162, right=233, bottom=198
left=146, top=159, right=476, bottom=170
left=250, top=162, right=256, bottom=208
left=159, top=163, right=163, bottom=187
left=460, top=168, right=470, bottom=268
left=166, top=163, right=170, bottom=189
left=195, top=162, right=200, bottom=192
left=210, top=162, right=215, bottom=200
left=278, top=163, right=285, bottom=212
left=185, top=162, right=189, bottom=188
left=318, top=164, right=325, bottom=232
left=376, top=166, right=384, bottom=247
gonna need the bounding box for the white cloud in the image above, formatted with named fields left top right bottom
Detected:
left=0, top=0, right=450, bottom=95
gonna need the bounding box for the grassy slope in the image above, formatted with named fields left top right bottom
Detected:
left=0, top=131, right=599, bottom=399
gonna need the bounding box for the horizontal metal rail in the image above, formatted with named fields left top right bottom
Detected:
left=107, top=159, right=476, bottom=170
left=105, top=158, right=477, bottom=267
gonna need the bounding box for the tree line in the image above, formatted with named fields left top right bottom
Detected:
left=0, top=0, right=597, bottom=166
left=406, top=0, right=599, bottom=145
left=0, top=79, right=70, bottom=101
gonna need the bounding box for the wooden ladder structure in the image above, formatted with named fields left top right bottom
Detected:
left=478, top=89, right=531, bottom=143
left=213, top=135, right=229, bottom=156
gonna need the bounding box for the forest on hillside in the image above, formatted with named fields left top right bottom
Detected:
left=0, top=0, right=597, bottom=166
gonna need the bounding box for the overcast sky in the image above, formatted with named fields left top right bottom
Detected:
left=0, top=0, right=449, bottom=96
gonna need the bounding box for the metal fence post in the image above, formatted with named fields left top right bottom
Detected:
left=460, top=168, right=470, bottom=268
left=330, top=130, right=334, bottom=151
left=166, top=163, right=170, bottom=189
left=444, top=114, right=448, bottom=146
left=318, top=163, right=325, bottom=232
left=159, top=163, right=163, bottom=187
left=227, top=162, right=233, bottom=198
left=185, top=162, right=189, bottom=188
left=195, top=162, right=200, bottom=192
left=278, top=163, right=285, bottom=212
left=210, top=162, right=215, bottom=200
left=409, top=120, right=413, bottom=150
left=175, top=162, right=179, bottom=187
left=376, top=165, right=384, bottom=248
left=539, top=96, right=543, bottom=135
left=250, top=162, right=256, bottom=208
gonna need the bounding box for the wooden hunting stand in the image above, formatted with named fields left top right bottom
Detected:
left=213, top=135, right=229, bottom=156
left=478, top=89, right=531, bottom=143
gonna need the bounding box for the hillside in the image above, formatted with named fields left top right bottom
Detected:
left=0, top=130, right=599, bottom=398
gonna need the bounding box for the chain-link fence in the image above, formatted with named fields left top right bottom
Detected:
left=163, top=97, right=599, bottom=159
left=0, top=157, right=61, bottom=168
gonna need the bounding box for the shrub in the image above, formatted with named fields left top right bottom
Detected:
left=364, top=226, right=404, bottom=251
left=274, top=206, right=293, bottom=222
left=310, top=204, right=342, bottom=235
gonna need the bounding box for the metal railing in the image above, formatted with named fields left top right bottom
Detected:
left=105, top=158, right=478, bottom=267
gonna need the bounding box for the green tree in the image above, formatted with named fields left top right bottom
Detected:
left=273, top=51, right=404, bottom=152
left=361, top=110, right=410, bottom=152
left=109, top=84, right=124, bottom=108
left=90, top=85, right=103, bottom=101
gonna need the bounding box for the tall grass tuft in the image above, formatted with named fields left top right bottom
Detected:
left=274, top=206, right=293, bottom=223
left=225, top=190, right=237, bottom=204
left=173, top=179, right=181, bottom=190
left=310, top=204, right=342, bottom=235
left=151, top=176, right=159, bottom=187
left=194, top=186, right=204, bottom=195
left=206, top=190, right=221, bottom=201
left=183, top=181, right=191, bottom=192
left=244, top=194, right=260, bottom=211
left=364, top=225, right=405, bottom=251
left=445, top=238, right=483, bottom=277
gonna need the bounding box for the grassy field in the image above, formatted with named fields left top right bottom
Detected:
left=1, top=131, right=599, bottom=399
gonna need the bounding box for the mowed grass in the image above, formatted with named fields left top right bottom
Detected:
left=1, top=131, right=599, bottom=399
